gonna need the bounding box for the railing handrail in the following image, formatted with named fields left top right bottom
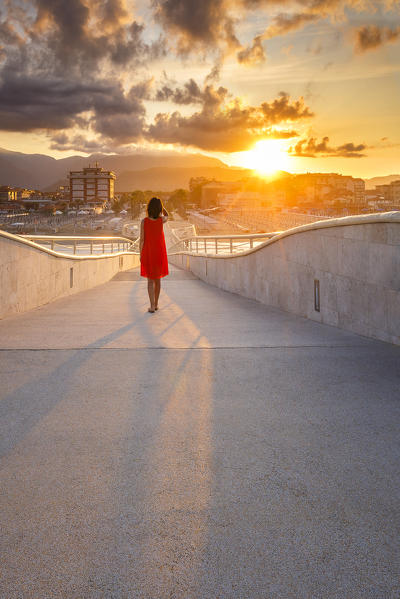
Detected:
left=22, top=234, right=133, bottom=243
left=179, top=232, right=281, bottom=241
left=0, top=229, right=139, bottom=259
left=166, top=231, right=279, bottom=254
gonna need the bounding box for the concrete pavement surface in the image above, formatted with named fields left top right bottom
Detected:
left=0, top=265, right=399, bottom=598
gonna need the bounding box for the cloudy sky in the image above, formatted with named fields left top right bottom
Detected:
left=0, top=0, right=399, bottom=177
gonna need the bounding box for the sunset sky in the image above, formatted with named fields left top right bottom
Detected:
left=0, top=0, right=399, bottom=178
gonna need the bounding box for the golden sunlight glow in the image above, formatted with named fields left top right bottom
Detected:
left=236, top=139, right=290, bottom=175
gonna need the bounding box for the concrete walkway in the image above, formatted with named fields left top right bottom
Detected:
left=0, top=265, right=399, bottom=598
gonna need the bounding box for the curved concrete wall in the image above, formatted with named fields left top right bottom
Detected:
left=0, top=231, right=140, bottom=319
left=169, top=213, right=400, bottom=345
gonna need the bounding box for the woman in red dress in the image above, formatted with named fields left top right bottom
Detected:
left=139, top=197, right=169, bottom=313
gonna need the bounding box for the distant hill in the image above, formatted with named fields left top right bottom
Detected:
left=364, top=174, right=400, bottom=189
left=115, top=166, right=251, bottom=191
left=0, top=147, right=229, bottom=191
left=0, top=155, right=34, bottom=188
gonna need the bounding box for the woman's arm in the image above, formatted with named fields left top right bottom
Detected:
left=139, top=218, right=145, bottom=255
left=161, top=207, right=169, bottom=224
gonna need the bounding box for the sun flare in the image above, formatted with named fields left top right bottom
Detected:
left=236, top=139, right=290, bottom=176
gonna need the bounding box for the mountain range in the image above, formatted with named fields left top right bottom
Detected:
left=363, top=175, right=400, bottom=189
left=0, top=147, right=248, bottom=192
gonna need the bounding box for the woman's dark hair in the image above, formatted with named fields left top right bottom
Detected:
left=147, top=197, right=163, bottom=219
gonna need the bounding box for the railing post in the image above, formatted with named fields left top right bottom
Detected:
left=204, top=239, right=207, bottom=254
left=230, top=238, right=233, bottom=253
left=189, top=239, right=192, bottom=252
left=73, top=240, right=77, bottom=255
left=51, top=239, right=54, bottom=250
left=102, top=243, right=105, bottom=253
left=215, top=238, right=218, bottom=254
left=250, top=238, right=253, bottom=249
left=196, top=238, right=198, bottom=253
left=90, top=241, right=93, bottom=254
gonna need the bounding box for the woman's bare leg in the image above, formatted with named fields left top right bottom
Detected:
left=154, top=279, right=161, bottom=309
left=147, top=279, right=155, bottom=311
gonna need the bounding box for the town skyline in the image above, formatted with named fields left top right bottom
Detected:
left=0, top=0, right=399, bottom=179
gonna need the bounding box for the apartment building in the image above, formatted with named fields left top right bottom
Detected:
left=313, top=174, right=365, bottom=205
left=69, top=165, right=116, bottom=208
left=376, top=180, right=400, bottom=208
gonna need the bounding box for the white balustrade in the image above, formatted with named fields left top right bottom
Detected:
left=20, top=235, right=138, bottom=257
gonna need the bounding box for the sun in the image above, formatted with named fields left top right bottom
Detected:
left=236, top=139, right=290, bottom=175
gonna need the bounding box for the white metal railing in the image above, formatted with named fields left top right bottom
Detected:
left=22, top=235, right=138, bottom=256
left=130, top=236, right=141, bottom=252
left=167, top=232, right=281, bottom=256
left=169, top=223, right=197, bottom=241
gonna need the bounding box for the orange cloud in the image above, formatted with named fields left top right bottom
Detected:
left=289, top=136, right=367, bottom=158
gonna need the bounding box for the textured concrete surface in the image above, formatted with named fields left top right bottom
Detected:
left=1, top=265, right=399, bottom=598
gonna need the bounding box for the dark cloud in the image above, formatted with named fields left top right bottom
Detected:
left=354, top=24, right=400, bottom=52
left=261, top=92, right=314, bottom=123
left=109, top=22, right=166, bottom=66
left=152, top=0, right=239, bottom=54
left=155, top=79, right=204, bottom=104
left=148, top=86, right=313, bottom=152
left=289, top=136, right=367, bottom=158
left=129, top=79, right=154, bottom=101
left=94, top=113, right=145, bottom=143
left=0, top=68, right=147, bottom=142
left=31, top=0, right=165, bottom=70
left=155, top=80, right=229, bottom=106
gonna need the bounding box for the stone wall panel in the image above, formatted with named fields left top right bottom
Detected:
left=0, top=233, right=139, bottom=319
left=169, top=217, right=400, bottom=344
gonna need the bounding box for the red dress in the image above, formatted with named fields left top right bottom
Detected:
left=140, top=217, right=169, bottom=279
